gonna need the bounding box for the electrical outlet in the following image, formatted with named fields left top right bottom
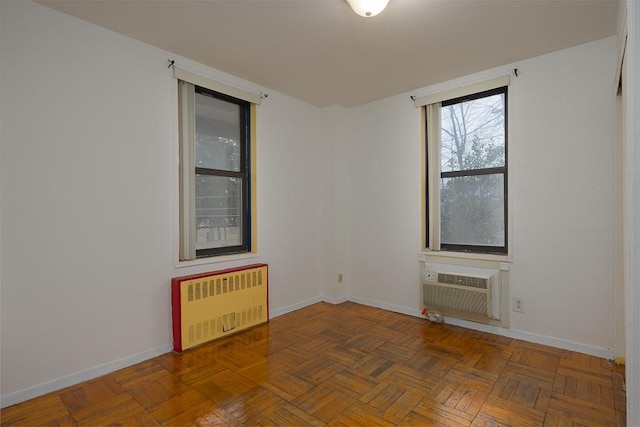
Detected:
left=338, top=273, right=343, bottom=284
left=512, top=297, right=525, bottom=313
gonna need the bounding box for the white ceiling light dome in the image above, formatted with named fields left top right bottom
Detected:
left=346, top=0, right=390, bottom=17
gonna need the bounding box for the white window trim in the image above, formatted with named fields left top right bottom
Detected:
left=175, top=252, right=261, bottom=269
left=178, top=81, right=197, bottom=261
left=419, top=249, right=511, bottom=263
left=413, top=75, right=510, bottom=108
left=173, top=65, right=263, bottom=105
left=426, top=103, right=441, bottom=251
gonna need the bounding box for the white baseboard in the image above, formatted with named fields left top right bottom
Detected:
left=3, top=294, right=615, bottom=409
left=443, top=316, right=614, bottom=360
left=269, top=294, right=349, bottom=317
left=269, top=296, right=323, bottom=318
left=1, top=343, right=172, bottom=409
left=4, top=296, right=328, bottom=408
left=348, top=295, right=422, bottom=318
left=322, top=295, right=349, bottom=305
left=349, top=295, right=614, bottom=360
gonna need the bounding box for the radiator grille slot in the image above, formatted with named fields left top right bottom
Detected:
left=185, top=268, right=265, bottom=302
left=172, top=264, right=268, bottom=352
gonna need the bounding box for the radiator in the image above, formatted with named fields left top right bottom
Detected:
left=422, top=262, right=501, bottom=323
left=171, top=263, right=268, bottom=352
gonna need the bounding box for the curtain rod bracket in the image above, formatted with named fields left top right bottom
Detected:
left=168, top=59, right=175, bottom=69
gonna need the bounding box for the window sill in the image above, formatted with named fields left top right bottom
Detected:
left=175, top=252, right=260, bottom=269
left=418, top=249, right=511, bottom=264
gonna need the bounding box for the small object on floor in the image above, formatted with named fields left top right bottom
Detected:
left=423, top=307, right=444, bottom=323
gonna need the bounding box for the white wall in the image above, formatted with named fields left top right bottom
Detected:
left=319, top=105, right=350, bottom=303
left=346, top=95, right=423, bottom=312
left=0, top=1, right=325, bottom=405
left=256, top=90, right=325, bottom=314
left=346, top=36, right=618, bottom=356
left=509, top=37, right=616, bottom=351
left=613, top=0, right=628, bottom=365
left=625, top=0, right=640, bottom=423
left=614, top=81, right=625, bottom=361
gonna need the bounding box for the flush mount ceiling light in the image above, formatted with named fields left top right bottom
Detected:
left=345, top=0, right=390, bottom=17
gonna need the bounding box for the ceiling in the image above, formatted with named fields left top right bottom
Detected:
left=38, top=0, right=620, bottom=108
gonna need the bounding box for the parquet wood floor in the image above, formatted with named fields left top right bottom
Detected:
left=1, top=302, right=626, bottom=426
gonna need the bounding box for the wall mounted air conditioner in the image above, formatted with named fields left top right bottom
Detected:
left=422, top=262, right=502, bottom=324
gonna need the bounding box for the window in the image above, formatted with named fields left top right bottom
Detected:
left=178, top=79, right=256, bottom=260
left=422, top=81, right=508, bottom=255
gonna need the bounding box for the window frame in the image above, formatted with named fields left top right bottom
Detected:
left=193, top=86, right=252, bottom=258
left=178, top=82, right=254, bottom=261
left=425, top=85, right=509, bottom=255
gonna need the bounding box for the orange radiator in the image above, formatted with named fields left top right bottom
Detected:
left=171, top=264, right=268, bottom=352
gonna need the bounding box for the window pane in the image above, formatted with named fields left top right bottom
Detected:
left=195, top=92, right=241, bottom=172
left=440, top=174, right=504, bottom=246
left=440, top=93, right=505, bottom=172
left=195, top=175, right=243, bottom=250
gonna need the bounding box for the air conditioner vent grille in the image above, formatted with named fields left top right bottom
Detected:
left=437, top=273, right=488, bottom=289
left=424, top=283, right=488, bottom=316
